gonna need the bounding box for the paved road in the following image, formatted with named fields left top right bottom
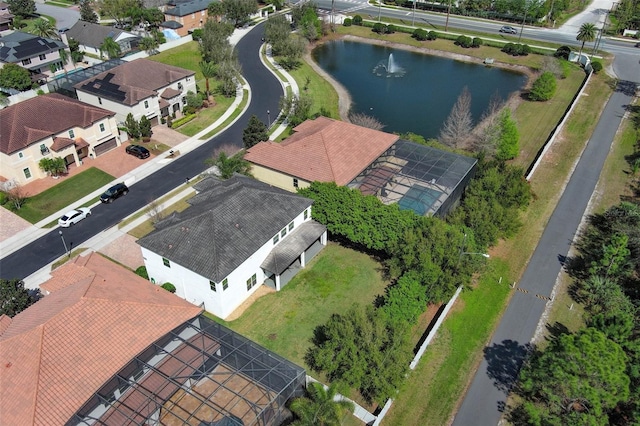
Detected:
left=35, top=3, right=79, bottom=30
left=0, top=22, right=282, bottom=280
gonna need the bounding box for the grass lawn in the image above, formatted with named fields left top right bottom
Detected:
left=6, top=167, right=115, bottom=224
left=174, top=95, right=235, bottom=136
left=217, top=242, right=389, bottom=368
left=289, top=61, right=340, bottom=119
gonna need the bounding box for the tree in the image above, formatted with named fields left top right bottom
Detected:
left=265, top=13, right=291, bottom=54
left=0, top=63, right=33, bottom=91
left=139, top=115, right=152, bottom=138
left=223, top=0, right=257, bottom=27
left=207, top=1, right=225, bottom=18
left=515, top=328, right=630, bottom=425
left=7, top=0, right=35, bottom=18
left=58, top=48, right=71, bottom=75
left=99, top=37, right=122, bottom=59
left=30, top=18, right=59, bottom=39
left=290, top=381, right=354, bottom=426
left=79, top=0, right=99, bottom=23
left=68, top=38, right=84, bottom=64
left=348, top=112, right=384, bottom=130
left=279, top=93, right=312, bottom=126
left=138, top=36, right=159, bottom=54
left=439, top=86, right=473, bottom=148
left=588, top=232, right=631, bottom=279
left=1, top=279, right=39, bottom=317
left=199, top=19, right=234, bottom=64
left=495, top=109, right=519, bottom=161
left=380, top=271, right=428, bottom=327
left=6, top=182, right=27, bottom=210
left=205, top=147, right=251, bottom=179
left=124, top=113, right=140, bottom=139
left=529, top=71, right=556, bottom=101
left=576, top=22, right=597, bottom=59
left=242, top=115, right=269, bottom=149
left=97, top=0, right=140, bottom=27
left=199, top=61, right=217, bottom=99
left=38, top=157, right=66, bottom=177
left=216, top=59, right=240, bottom=97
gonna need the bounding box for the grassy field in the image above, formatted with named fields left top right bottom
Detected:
left=174, top=95, right=236, bottom=136
left=289, top=61, right=340, bottom=119
left=217, top=242, right=389, bottom=368
left=6, top=168, right=114, bottom=224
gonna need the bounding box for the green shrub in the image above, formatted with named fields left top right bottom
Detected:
left=472, top=37, right=483, bottom=48
left=502, top=43, right=530, bottom=56
left=372, top=22, right=386, bottom=34
left=0, top=192, right=7, bottom=205
left=529, top=71, right=557, bottom=101
left=427, top=30, right=438, bottom=40
left=559, top=59, right=571, bottom=79
left=36, top=89, right=45, bottom=95
left=135, top=266, right=148, bottom=280
left=591, top=60, right=603, bottom=73
left=554, top=45, right=571, bottom=60
left=161, top=282, right=176, bottom=293
left=171, top=114, right=197, bottom=128
left=455, top=35, right=472, bottom=48
left=413, top=28, right=428, bottom=41
left=386, top=24, right=396, bottom=34
left=343, top=17, right=352, bottom=26
left=352, top=15, right=363, bottom=25
left=191, top=29, right=203, bottom=41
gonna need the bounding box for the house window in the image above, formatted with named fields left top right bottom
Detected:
left=293, top=178, right=298, bottom=188
left=39, top=54, right=46, bottom=60
left=273, top=234, right=279, bottom=244
left=99, top=123, right=105, bottom=132
left=18, top=152, right=23, bottom=158
left=222, top=278, right=228, bottom=290
left=68, top=129, right=75, bottom=138
left=288, top=222, right=294, bottom=231
left=162, top=258, right=170, bottom=268
left=182, top=96, right=187, bottom=105
left=22, top=58, right=31, bottom=65
left=144, top=100, right=149, bottom=109
left=178, top=82, right=183, bottom=90
left=98, top=97, right=102, bottom=105
left=280, top=228, right=287, bottom=238
left=40, top=143, right=47, bottom=153
left=304, top=209, right=308, bottom=220
left=246, top=274, right=257, bottom=291
left=210, top=281, right=216, bottom=292
left=23, top=168, right=31, bottom=179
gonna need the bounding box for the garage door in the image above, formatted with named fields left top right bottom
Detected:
left=94, top=138, right=117, bottom=156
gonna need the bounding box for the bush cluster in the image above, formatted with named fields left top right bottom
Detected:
left=502, top=43, right=530, bottom=56
left=590, top=60, right=603, bottom=73
left=161, top=282, right=176, bottom=293
left=372, top=23, right=396, bottom=34
left=455, top=35, right=473, bottom=48
left=352, top=15, right=363, bottom=25
left=135, top=266, right=149, bottom=280
left=554, top=45, right=571, bottom=60
left=171, top=114, right=197, bottom=128
left=343, top=17, right=352, bottom=26
left=529, top=71, right=557, bottom=101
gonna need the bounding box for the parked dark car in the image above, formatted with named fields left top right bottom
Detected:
left=126, top=144, right=150, bottom=159
left=100, top=183, right=129, bottom=203
left=499, top=25, right=518, bottom=34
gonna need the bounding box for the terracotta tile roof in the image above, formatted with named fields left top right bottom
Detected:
left=0, top=93, right=114, bottom=155
left=50, top=136, right=75, bottom=152
left=0, top=252, right=201, bottom=426
left=244, top=117, right=399, bottom=185
left=161, top=87, right=181, bottom=99
left=74, top=58, right=194, bottom=106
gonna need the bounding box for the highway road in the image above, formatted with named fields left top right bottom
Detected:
left=0, top=22, right=282, bottom=280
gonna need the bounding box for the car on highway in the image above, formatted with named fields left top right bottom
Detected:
left=126, top=144, right=150, bottom=159
left=499, top=25, right=518, bottom=34
left=100, top=183, right=129, bottom=203
left=58, top=207, right=91, bottom=227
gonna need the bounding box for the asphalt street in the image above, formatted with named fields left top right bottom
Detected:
left=35, top=3, right=79, bottom=30
left=0, top=22, right=282, bottom=280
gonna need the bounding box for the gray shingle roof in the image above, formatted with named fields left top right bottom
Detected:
left=137, top=175, right=314, bottom=282
left=261, top=221, right=326, bottom=275
left=164, top=0, right=219, bottom=16
left=0, top=31, right=66, bottom=63
left=66, top=21, right=139, bottom=49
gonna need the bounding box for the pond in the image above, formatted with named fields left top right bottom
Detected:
left=311, top=40, right=528, bottom=139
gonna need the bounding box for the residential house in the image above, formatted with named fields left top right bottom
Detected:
left=0, top=31, right=67, bottom=81
left=0, top=93, right=121, bottom=184
left=162, top=0, right=221, bottom=37
left=74, top=58, right=196, bottom=126
left=0, top=2, right=13, bottom=32
left=137, top=175, right=328, bottom=319
left=62, top=20, right=140, bottom=57
left=0, top=252, right=304, bottom=425
left=245, top=116, right=478, bottom=217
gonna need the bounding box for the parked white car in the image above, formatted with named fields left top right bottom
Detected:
left=58, top=207, right=91, bottom=227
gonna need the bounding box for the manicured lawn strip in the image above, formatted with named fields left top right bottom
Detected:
left=289, top=60, right=340, bottom=119
left=7, top=168, right=114, bottom=224
left=219, top=242, right=389, bottom=368
left=199, top=89, right=249, bottom=140
left=384, top=260, right=512, bottom=425
left=513, top=65, right=586, bottom=169
left=175, top=95, right=235, bottom=136
left=147, top=42, right=205, bottom=83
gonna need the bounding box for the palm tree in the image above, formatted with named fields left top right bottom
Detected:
left=205, top=149, right=251, bottom=179
left=139, top=36, right=159, bottom=55
left=290, top=382, right=355, bottom=426
left=31, top=18, right=59, bottom=40
left=58, top=48, right=72, bottom=75
left=576, top=22, right=597, bottom=60
left=100, top=37, right=122, bottom=59
left=199, top=61, right=217, bottom=99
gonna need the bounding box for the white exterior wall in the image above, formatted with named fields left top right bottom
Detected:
left=20, top=49, right=63, bottom=74
left=141, top=208, right=313, bottom=319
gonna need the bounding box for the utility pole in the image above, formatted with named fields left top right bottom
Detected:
left=445, top=0, right=452, bottom=32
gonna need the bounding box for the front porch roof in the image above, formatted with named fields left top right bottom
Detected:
left=261, top=221, right=326, bottom=275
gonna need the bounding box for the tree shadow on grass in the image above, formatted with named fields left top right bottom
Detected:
left=483, top=339, right=532, bottom=395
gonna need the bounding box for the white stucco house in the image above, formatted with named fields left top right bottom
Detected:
left=136, top=175, right=328, bottom=319
left=0, top=93, right=121, bottom=184
left=62, top=20, right=140, bottom=57
left=74, top=58, right=196, bottom=126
